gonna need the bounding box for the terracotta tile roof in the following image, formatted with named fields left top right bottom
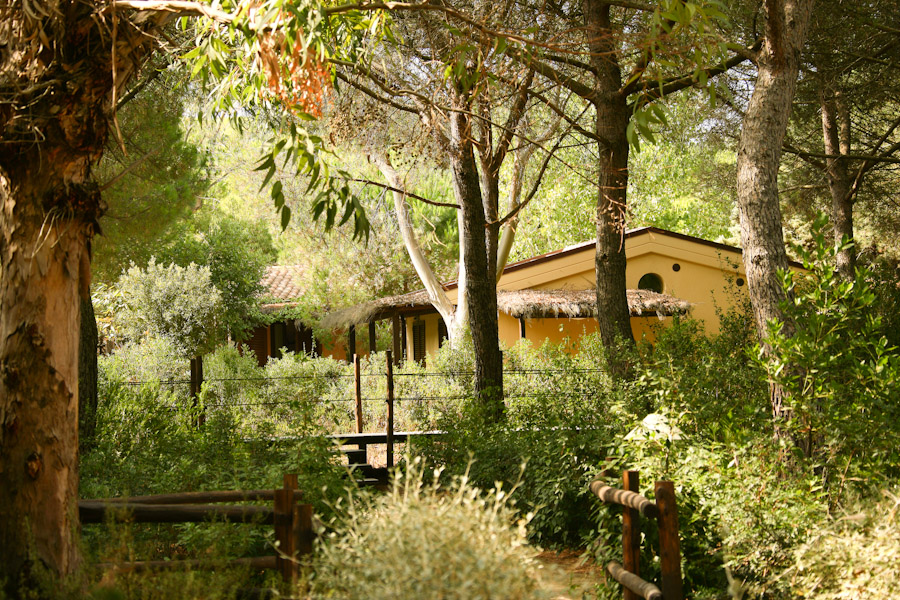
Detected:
left=261, top=265, right=305, bottom=301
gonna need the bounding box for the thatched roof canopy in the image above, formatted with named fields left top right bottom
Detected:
left=497, top=288, right=690, bottom=319
left=319, top=290, right=432, bottom=330
left=320, top=287, right=689, bottom=330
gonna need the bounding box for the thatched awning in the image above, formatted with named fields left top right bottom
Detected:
left=320, top=287, right=690, bottom=330
left=496, top=288, right=690, bottom=319
left=319, top=290, right=432, bottom=330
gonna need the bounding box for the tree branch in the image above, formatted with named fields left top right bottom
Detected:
left=348, top=178, right=459, bottom=208
left=110, top=0, right=233, bottom=23
left=629, top=41, right=761, bottom=107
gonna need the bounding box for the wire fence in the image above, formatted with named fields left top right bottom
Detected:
left=107, top=365, right=612, bottom=436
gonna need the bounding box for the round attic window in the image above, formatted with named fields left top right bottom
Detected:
left=638, top=273, right=663, bottom=294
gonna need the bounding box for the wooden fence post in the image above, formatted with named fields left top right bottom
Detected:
left=295, top=503, right=314, bottom=558
left=190, top=355, right=205, bottom=427
left=385, top=351, right=394, bottom=468
left=353, top=354, right=363, bottom=434
left=275, top=474, right=300, bottom=586
left=622, top=470, right=641, bottom=600
left=655, top=481, right=683, bottom=600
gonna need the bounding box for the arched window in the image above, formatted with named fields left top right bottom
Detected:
left=638, top=273, right=663, bottom=294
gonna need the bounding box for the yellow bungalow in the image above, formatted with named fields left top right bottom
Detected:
left=321, top=226, right=755, bottom=362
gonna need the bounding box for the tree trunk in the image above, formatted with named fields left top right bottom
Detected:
left=448, top=97, right=504, bottom=420
left=736, top=0, right=813, bottom=422
left=584, top=0, right=636, bottom=355
left=0, top=166, right=100, bottom=589
left=821, top=87, right=855, bottom=279
left=79, top=294, right=99, bottom=451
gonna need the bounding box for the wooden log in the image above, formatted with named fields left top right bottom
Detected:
left=87, top=489, right=301, bottom=505
left=655, top=481, right=684, bottom=600
left=95, top=555, right=277, bottom=573
left=622, top=470, right=641, bottom=600
left=589, top=481, right=659, bottom=518
left=354, top=354, right=363, bottom=434
left=78, top=501, right=274, bottom=524
left=385, top=351, right=395, bottom=468
left=606, top=561, right=662, bottom=600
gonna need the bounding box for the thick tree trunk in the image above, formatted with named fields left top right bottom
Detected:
left=448, top=99, right=504, bottom=419
left=0, top=166, right=99, bottom=588
left=821, top=88, right=855, bottom=279
left=736, top=0, right=813, bottom=422
left=584, top=0, right=635, bottom=354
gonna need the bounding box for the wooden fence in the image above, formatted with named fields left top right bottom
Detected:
left=80, top=474, right=313, bottom=586
left=590, top=470, right=683, bottom=600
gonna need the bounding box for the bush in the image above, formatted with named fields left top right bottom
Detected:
left=760, top=217, right=900, bottom=483
left=117, top=259, right=223, bottom=358
left=312, top=458, right=541, bottom=600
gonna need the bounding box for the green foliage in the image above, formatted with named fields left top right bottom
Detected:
left=160, top=211, right=276, bottom=340
left=92, top=62, right=209, bottom=284
left=117, top=259, right=223, bottom=358
left=759, top=216, right=900, bottom=480
left=312, top=457, right=541, bottom=600
left=182, top=0, right=385, bottom=240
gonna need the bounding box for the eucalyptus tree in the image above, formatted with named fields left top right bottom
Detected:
left=0, top=0, right=380, bottom=587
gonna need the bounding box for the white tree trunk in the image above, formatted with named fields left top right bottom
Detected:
left=372, top=154, right=465, bottom=342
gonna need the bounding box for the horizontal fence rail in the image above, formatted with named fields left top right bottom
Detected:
left=87, top=489, right=303, bottom=505
left=592, top=470, right=683, bottom=600
left=80, top=474, right=312, bottom=588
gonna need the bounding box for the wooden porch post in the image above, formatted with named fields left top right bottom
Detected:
left=400, top=316, right=407, bottom=363
left=391, top=313, right=402, bottom=366
left=369, top=321, right=377, bottom=354
left=518, top=317, right=526, bottom=339
left=347, top=325, right=356, bottom=364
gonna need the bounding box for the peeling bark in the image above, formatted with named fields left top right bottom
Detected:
left=0, top=0, right=156, bottom=588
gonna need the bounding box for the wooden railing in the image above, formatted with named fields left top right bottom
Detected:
left=80, top=474, right=313, bottom=585
left=590, top=470, right=683, bottom=600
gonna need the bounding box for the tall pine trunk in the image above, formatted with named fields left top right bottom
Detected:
left=821, top=88, right=855, bottom=279
left=736, top=0, right=813, bottom=424
left=449, top=96, right=504, bottom=419
left=584, top=0, right=635, bottom=355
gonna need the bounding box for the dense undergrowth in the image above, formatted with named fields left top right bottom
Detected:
left=76, top=235, right=900, bottom=599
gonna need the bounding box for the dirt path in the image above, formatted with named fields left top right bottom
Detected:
left=534, top=550, right=605, bottom=599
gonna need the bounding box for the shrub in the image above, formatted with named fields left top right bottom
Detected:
left=760, top=217, right=900, bottom=483
left=311, top=458, right=541, bottom=600
left=117, top=259, right=223, bottom=358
